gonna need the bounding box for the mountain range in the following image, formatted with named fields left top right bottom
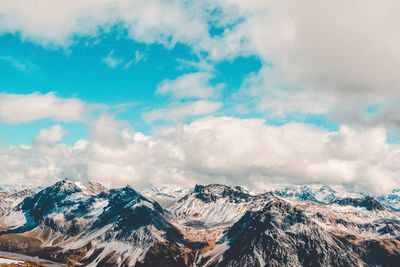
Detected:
left=0, top=180, right=399, bottom=266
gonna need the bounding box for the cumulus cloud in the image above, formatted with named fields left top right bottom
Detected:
left=2, top=1, right=400, bottom=128
left=232, top=68, right=335, bottom=117
left=159, top=117, right=399, bottom=194
left=208, top=0, right=400, bottom=127
left=156, top=72, right=221, bottom=99
left=210, top=0, right=400, bottom=91
left=1, top=115, right=399, bottom=194
left=2, top=0, right=400, bottom=93
left=0, top=0, right=208, bottom=47
left=0, top=92, right=87, bottom=124
left=150, top=71, right=223, bottom=125
left=35, top=125, right=66, bottom=144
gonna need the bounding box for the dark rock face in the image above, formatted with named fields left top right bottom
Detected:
left=360, top=239, right=400, bottom=267
left=274, top=185, right=337, bottom=204
left=90, top=186, right=186, bottom=246
left=90, top=186, right=155, bottom=230
left=378, top=189, right=400, bottom=211
left=334, top=196, right=386, bottom=211
left=191, top=184, right=252, bottom=203
left=201, top=197, right=400, bottom=267
left=202, top=198, right=361, bottom=267
left=0, top=181, right=399, bottom=267
left=0, top=189, right=34, bottom=216
left=7, top=180, right=105, bottom=234
left=0, top=181, right=197, bottom=267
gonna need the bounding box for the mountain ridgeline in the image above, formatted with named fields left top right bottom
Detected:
left=0, top=180, right=399, bottom=266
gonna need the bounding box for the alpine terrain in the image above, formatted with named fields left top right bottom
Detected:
left=0, top=180, right=399, bottom=266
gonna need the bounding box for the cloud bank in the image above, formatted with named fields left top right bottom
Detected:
left=1, top=115, right=398, bottom=194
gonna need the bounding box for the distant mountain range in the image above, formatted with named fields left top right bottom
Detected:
left=0, top=180, right=399, bottom=266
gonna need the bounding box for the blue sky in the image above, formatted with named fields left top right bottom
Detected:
left=0, top=1, right=399, bottom=193
left=0, top=31, right=266, bottom=144
left=0, top=30, right=341, bottom=145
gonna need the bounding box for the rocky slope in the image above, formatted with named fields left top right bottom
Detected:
left=0, top=181, right=399, bottom=266
left=0, top=189, right=34, bottom=216
left=0, top=180, right=194, bottom=266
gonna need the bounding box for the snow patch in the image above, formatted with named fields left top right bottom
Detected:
left=0, top=257, right=24, bottom=264
left=4, top=210, right=26, bottom=228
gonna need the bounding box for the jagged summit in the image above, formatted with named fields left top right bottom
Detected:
left=275, top=184, right=332, bottom=202
left=273, top=184, right=359, bottom=204
left=0, top=188, right=35, bottom=216
left=334, top=196, right=386, bottom=211
left=201, top=198, right=359, bottom=267
left=173, top=184, right=278, bottom=227
left=51, top=178, right=107, bottom=195
left=378, top=189, right=400, bottom=211
left=273, top=184, right=392, bottom=212
left=142, top=185, right=189, bottom=208
left=0, top=180, right=399, bottom=266
left=185, top=184, right=252, bottom=203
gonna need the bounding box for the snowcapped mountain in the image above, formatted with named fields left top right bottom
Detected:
left=0, top=184, right=42, bottom=195
left=0, top=189, right=34, bottom=216
left=273, top=184, right=400, bottom=212
left=199, top=195, right=399, bottom=267
left=4, top=180, right=109, bottom=233
left=172, top=184, right=400, bottom=266
left=142, top=185, right=189, bottom=208
left=172, top=184, right=255, bottom=227
left=378, top=189, right=400, bottom=211
left=273, top=184, right=363, bottom=204
left=2, top=182, right=226, bottom=265
left=0, top=180, right=399, bottom=266
left=0, top=180, right=192, bottom=266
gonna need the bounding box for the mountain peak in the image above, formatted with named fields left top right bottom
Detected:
left=52, top=179, right=106, bottom=195
left=334, top=196, right=386, bottom=211
left=1, top=181, right=399, bottom=267
left=273, top=184, right=368, bottom=205
left=191, top=184, right=251, bottom=203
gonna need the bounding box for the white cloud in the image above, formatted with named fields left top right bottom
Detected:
left=35, top=125, right=66, bottom=144
left=207, top=0, right=400, bottom=127
left=102, top=49, right=122, bottom=68
left=232, top=68, right=335, bottom=117
left=3, top=1, right=400, bottom=128
left=209, top=0, right=400, bottom=91
left=0, top=0, right=209, bottom=47
left=151, top=72, right=223, bottom=125
left=103, top=49, right=147, bottom=69
left=90, top=114, right=126, bottom=149
left=176, top=58, right=214, bottom=73
left=1, top=115, right=399, bottom=194
left=143, top=100, right=222, bottom=122
left=0, top=92, right=87, bottom=124
left=2, top=0, right=400, bottom=100
left=133, top=50, right=146, bottom=63
left=123, top=50, right=147, bottom=69
left=2, top=1, right=400, bottom=194
left=156, top=72, right=221, bottom=99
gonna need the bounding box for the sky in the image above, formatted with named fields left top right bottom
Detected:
left=1, top=0, right=400, bottom=194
